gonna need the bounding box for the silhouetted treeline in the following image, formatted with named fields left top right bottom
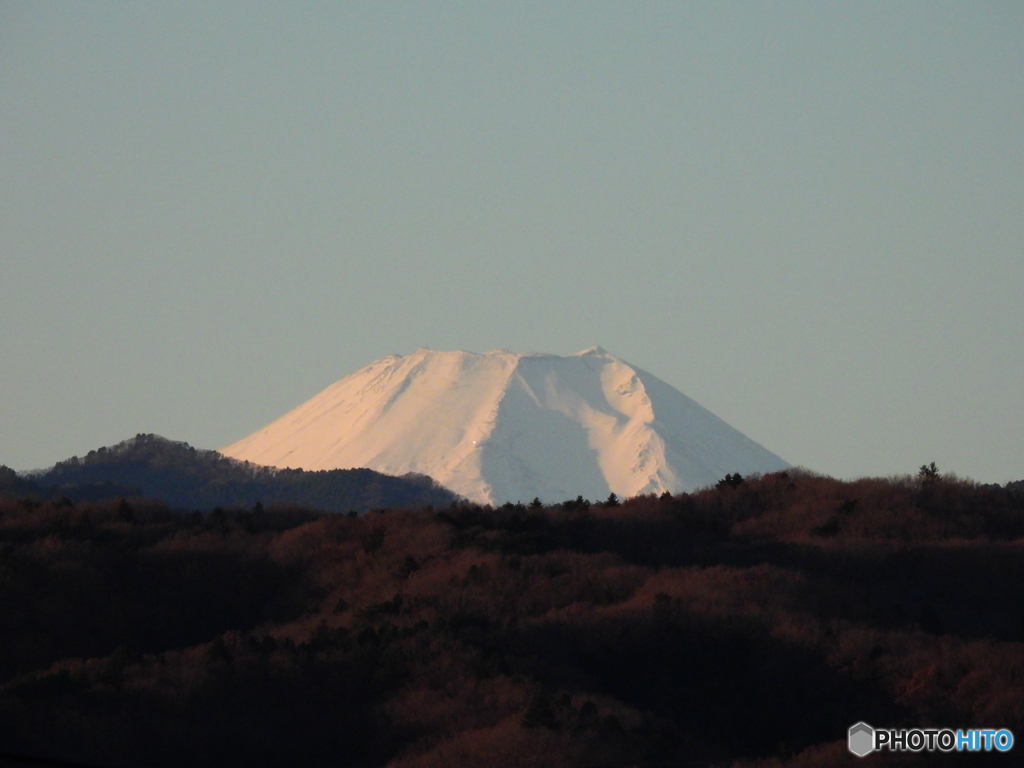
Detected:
left=10, top=434, right=457, bottom=513
left=2, top=469, right=1024, bottom=767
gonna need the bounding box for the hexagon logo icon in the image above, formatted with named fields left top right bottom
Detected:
left=848, top=722, right=875, bottom=757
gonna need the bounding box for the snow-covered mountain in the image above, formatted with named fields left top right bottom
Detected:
left=221, top=347, right=789, bottom=505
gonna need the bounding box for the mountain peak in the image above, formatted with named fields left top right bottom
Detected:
left=222, top=348, right=788, bottom=505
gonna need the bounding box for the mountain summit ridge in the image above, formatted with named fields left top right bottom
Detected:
left=221, top=348, right=789, bottom=504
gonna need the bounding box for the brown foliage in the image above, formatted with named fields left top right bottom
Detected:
left=1, top=473, right=1023, bottom=766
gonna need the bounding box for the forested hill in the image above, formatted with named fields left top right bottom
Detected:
left=3, top=469, right=1024, bottom=767
left=15, top=434, right=458, bottom=513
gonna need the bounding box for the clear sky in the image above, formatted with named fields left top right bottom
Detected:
left=2, top=2, right=1022, bottom=483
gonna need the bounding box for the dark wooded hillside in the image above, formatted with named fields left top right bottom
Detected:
left=2, top=469, right=1023, bottom=767
left=14, top=434, right=457, bottom=513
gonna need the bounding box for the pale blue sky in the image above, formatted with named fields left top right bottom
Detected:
left=2, top=2, right=1022, bottom=483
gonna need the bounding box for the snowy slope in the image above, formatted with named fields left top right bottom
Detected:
left=220, top=347, right=789, bottom=505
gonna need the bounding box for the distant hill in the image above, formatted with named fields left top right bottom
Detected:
left=22, top=434, right=458, bottom=513
left=0, top=465, right=41, bottom=497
